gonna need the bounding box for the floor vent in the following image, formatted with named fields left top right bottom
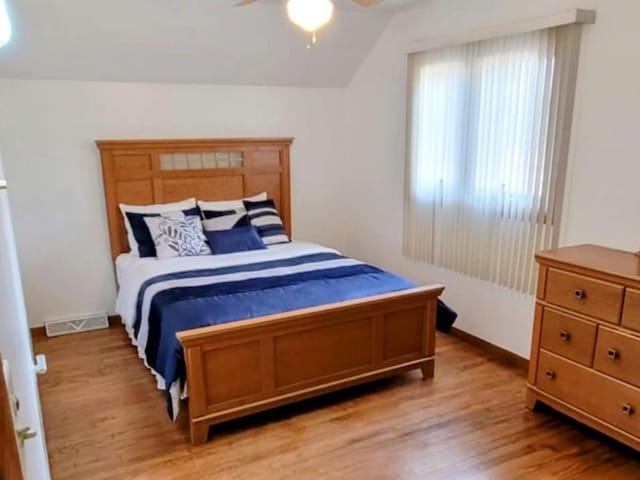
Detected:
left=44, top=313, right=109, bottom=337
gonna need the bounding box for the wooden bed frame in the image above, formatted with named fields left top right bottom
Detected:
left=96, top=138, right=444, bottom=445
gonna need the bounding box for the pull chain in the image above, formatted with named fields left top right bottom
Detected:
left=307, top=31, right=318, bottom=49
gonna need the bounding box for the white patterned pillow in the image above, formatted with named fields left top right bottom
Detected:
left=144, top=215, right=211, bottom=258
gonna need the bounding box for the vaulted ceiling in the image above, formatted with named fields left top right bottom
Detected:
left=0, top=0, right=420, bottom=87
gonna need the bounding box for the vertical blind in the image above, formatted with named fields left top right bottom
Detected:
left=404, top=25, right=583, bottom=293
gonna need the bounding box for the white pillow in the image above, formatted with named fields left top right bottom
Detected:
left=197, top=192, right=267, bottom=214
left=119, top=198, right=197, bottom=256
left=144, top=215, right=211, bottom=259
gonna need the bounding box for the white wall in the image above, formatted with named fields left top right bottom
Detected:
left=2, top=0, right=640, bottom=355
left=0, top=80, right=346, bottom=326
left=342, top=0, right=640, bottom=357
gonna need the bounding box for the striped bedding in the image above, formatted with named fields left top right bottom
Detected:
left=115, top=242, right=414, bottom=419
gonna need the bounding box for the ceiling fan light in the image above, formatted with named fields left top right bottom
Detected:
left=287, top=0, right=334, bottom=33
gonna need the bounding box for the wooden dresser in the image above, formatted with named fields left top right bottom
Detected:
left=527, top=244, right=640, bottom=451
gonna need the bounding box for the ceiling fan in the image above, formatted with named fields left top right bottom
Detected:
left=235, top=0, right=384, bottom=46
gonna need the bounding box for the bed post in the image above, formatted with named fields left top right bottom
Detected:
left=190, top=422, right=210, bottom=446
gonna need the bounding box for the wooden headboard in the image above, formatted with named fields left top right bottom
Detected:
left=97, top=138, right=293, bottom=260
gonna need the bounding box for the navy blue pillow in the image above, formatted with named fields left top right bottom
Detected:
left=126, top=206, right=201, bottom=257
left=205, top=226, right=266, bottom=255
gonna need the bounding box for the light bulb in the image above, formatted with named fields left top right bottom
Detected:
left=0, top=0, right=12, bottom=48
left=287, top=0, right=334, bottom=33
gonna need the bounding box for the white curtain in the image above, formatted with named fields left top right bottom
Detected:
left=404, top=25, right=583, bottom=294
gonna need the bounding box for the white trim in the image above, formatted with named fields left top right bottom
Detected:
left=406, top=9, right=595, bottom=54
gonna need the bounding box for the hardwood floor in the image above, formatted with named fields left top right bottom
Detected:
left=34, top=326, right=640, bottom=480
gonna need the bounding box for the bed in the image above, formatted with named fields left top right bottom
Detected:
left=98, top=138, right=445, bottom=445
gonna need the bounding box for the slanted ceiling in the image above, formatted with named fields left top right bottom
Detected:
left=0, top=0, right=420, bottom=87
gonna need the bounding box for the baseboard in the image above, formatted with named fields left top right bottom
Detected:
left=30, top=314, right=121, bottom=338
left=448, top=327, right=529, bottom=372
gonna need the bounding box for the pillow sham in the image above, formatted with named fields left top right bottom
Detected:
left=243, top=199, right=290, bottom=246
left=204, top=226, right=266, bottom=255
left=119, top=198, right=197, bottom=256
left=198, top=192, right=267, bottom=218
left=144, top=215, right=211, bottom=259
left=125, top=207, right=201, bottom=258
left=202, top=212, right=251, bottom=231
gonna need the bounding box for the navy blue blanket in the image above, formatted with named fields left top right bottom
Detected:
left=132, top=253, right=415, bottom=418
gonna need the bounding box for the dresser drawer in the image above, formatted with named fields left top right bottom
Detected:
left=540, top=307, right=596, bottom=366
left=545, top=269, right=623, bottom=323
left=537, top=350, right=640, bottom=438
left=622, top=288, right=640, bottom=333
left=594, top=327, right=640, bottom=388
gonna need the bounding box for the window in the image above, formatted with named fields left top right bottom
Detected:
left=404, top=25, right=583, bottom=293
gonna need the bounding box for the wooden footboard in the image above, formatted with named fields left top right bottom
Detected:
left=177, top=285, right=444, bottom=445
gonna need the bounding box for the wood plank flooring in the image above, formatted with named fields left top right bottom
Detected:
left=33, top=326, right=640, bottom=479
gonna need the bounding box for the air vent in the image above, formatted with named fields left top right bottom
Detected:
left=44, top=313, right=109, bottom=337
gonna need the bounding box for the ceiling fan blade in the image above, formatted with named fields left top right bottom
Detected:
left=234, top=0, right=259, bottom=6
left=351, top=0, right=384, bottom=6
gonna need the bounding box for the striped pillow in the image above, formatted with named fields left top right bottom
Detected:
left=243, top=199, right=290, bottom=246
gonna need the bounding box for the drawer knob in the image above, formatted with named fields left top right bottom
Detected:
left=573, top=289, right=586, bottom=300
left=545, top=369, right=556, bottom=380
left=622, top=404, right=634, bottom=416
left=559, top=330, right=571, bottom=342
left=607, top=348, right=619, bottom=360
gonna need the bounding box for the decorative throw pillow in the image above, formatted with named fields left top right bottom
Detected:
left=201, top=208, right=236, bottom=220
left=205, top=226, right=266, bottom=255
left=242, top=199, right=290, bottom=246
left=125, top=207, right=201, bottom=258
left=119, top=198, right=197, bottom=256
left=144, top=215, right=211, bottom=258
left=202, top=212, right=251, bottom=231
left=198, top=192, right=267, bottom=218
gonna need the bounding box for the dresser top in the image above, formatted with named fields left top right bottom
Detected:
left=536, top=244, right=640, bottom=284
